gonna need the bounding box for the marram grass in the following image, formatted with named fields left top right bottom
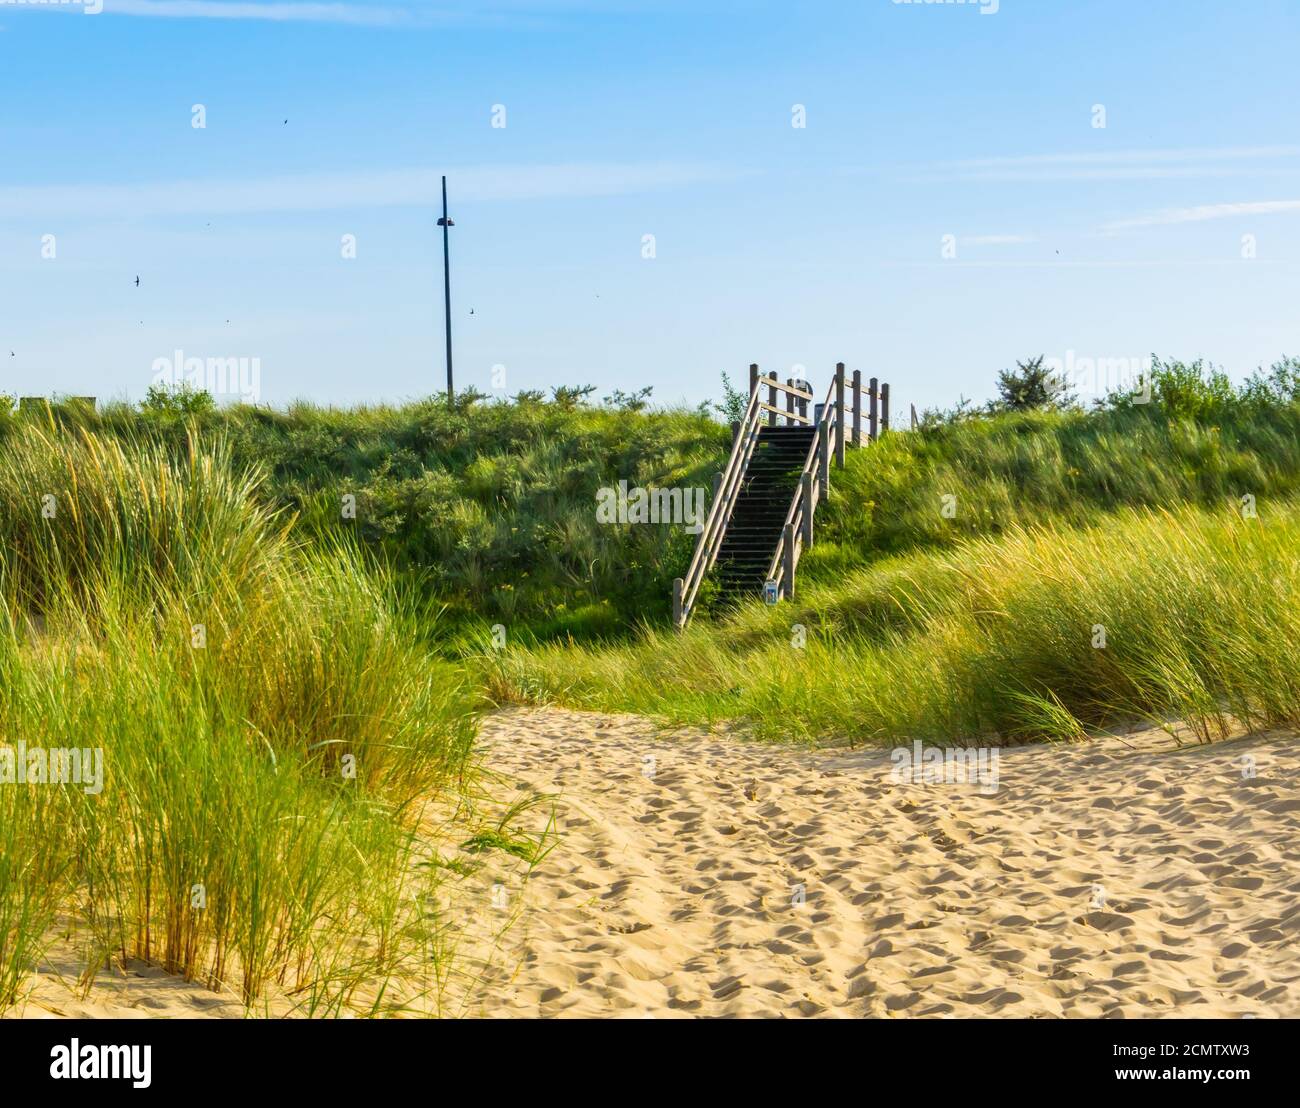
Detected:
left=0, top=423, right=479, bottom=1013
left=480, top=500, right=1300, bottom=746
left=8, top=383, right=1300, bottom=1010
left=3, top=393, right=731, bottom=634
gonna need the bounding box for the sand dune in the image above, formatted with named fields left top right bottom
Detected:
left=465, top=708, right=1300, bottom=1017
left=14, top=954, right=249, bottom=1020
left=15, top=707, right=1300, bottom=1018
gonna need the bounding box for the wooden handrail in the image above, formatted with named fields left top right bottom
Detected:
left=762, top=379, right=814, bottom=403
left=765, top=368, right=890, bottom=597
left=673, top=378, right=766, bottom=627
left=674, top=362, right=891, bottom=627
left=765, top=376, right=838, bottom=595
left=757, top=401, right=812, bottom=425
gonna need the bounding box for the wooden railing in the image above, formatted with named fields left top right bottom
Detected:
left=673, top=363, right=890, bottom=628
left=749, top=363, right=815, bottom=427
left=672, top=368, right=813, bottom=627
left=765, top=364, right=888, bottom=601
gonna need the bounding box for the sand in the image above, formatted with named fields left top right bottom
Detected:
left=463, top=708, right=1300, bottom=1018
left=14, top=707, right=1300, bottom=1018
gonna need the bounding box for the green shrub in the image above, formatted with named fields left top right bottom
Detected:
left=482, top=500, right=1300, bottom=745
left=0, top=427, right=478, bottom=1012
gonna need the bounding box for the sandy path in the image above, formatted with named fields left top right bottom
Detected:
left=14, top=707, right=1299, bottom=1018
left=466, top=707, right=1300, bottom=1017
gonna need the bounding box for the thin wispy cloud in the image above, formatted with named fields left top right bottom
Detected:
left=959, top=234, right=1035, bottom=246
left=103, top=1, right=413, bottom=25
left=1101, top=199, right=1300, bottom=234
left=953, top=145, right=1300, bottom=168
left=8, top=0, right=556, bottom=28
left=940, top=167, right=1299, bottom=183
left=0, top=162, right=742, bottom=220
left=89, top=0, right=645, bottom=27
left=905, top=145, right=1300, bottom=184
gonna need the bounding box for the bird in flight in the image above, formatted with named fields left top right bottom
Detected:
left=134, top=276, right=140, bottom=287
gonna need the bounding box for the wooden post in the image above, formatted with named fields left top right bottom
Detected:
left=834, top=363, right=845, bottom=469
left=818, top=418, right=830, bottom=496
left=785, top=377, right=795, bottom=425
left=768, top=375, right=777, bottom=427
left=712, top=472, right=722, bottom=501
left=881, top=382, right=891, bottom=433
left=673, top=577, right=684, bottom=628
left=783, top=524, right=796, bottom=601
left=730, top=419, right=740, bottom=445
left=868, top=376, right=879, bottom=442
left=749, top=363, right=759, bottom=399
left=801, top=473, right=814, bottom=548
left=911, top=403, right=918, bottom=431
left=851, top=369, right=862, bottom=447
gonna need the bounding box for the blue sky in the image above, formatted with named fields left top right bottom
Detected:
left=2, top=0, right=1299, bottom=414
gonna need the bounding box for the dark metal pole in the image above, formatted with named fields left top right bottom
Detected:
left=438, top=175, right=454, bottom=400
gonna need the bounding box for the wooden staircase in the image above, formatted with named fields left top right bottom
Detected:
left=714, top=425, right=816, bottom=601
left=672, top=363, right=890, bottom=628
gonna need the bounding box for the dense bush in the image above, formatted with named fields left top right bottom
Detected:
left=483, top=500, right=1300, bottom=745
left=1, top=392, right=730, bottom=639
left=0, top=423, right=479, bottom=1011
left=807, top=358, right=1300, bottom=579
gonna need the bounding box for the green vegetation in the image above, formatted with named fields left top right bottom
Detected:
left=482, top=500, right=1300, bottom=745
left=2, top=389, right=728, bottom=640
left=992, top=354, right=1077, bottom=412
left=5, top=354, right=1300, bottom=1012
left=802, top=356, right=1300, bottom=577
left=0, top=422, right=478, bottom=1013
left=481, top=356, right=1300, bottom=745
